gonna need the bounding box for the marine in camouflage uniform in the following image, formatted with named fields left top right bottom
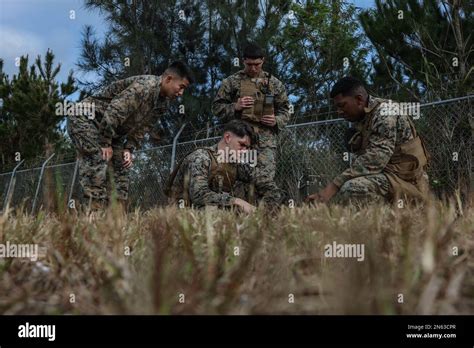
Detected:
left=335, top=95, right=430, bottom=204
left=307, top=77, right=430, bottom=206
left=67, top=62, right=193, bottom=209
left=166, top=120, right=276, bottom=211
left=211, top=45, right=289, bottom=204
left=166, top=143, right=276, bottom=209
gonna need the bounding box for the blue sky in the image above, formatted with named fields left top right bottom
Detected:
left=0, top=0, right=107, bottom=97
left=0, top=0, right=375, bottom=100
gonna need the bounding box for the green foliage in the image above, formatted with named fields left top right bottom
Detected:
left=360, top=0, right=473, bottom=101
left=275, top=0, right=370, bottom=119
left=0, top=50, right=76, bottom=171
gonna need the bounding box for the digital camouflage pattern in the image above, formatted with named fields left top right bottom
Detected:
left=167, top=144, right=282, bottom=209
left=333, top=95, right=429, bottom=204
left=83, top=75, right=168, bottom=150
left=211, top=70, right=289, bottom=201
left=211, top=70, right=290, bottom=145
left=336, top=174, right=391, bottom=204
left=67, top=75, right=168, bottom=207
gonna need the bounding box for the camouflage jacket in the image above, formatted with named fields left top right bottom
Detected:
left=211, top=70, right=290, bottom=148
left=168, top=144, right=266, bottom=208
left=83, top=75, right=169, bottom=151
left=333, top=95, right=424, bottom=187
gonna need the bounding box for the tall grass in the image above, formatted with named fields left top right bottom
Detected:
left=0, top=201, right=472, bottom=315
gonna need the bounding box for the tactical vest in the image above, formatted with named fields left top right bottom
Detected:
left=349, top=101, right=431, bottom=203
left=239, top=74, right=274, bottom=123
left=165, top=147, right=237, bottom=207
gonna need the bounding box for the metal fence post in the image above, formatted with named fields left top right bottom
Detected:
left=2, top=159, right=25, bottom=212
left=170, top=123, right=187, bottom=172
left=31, top=153, right=55, bottom=214
left=348, top=121, right=353, bottom=166
left=67, top=159, right=79, bottom=208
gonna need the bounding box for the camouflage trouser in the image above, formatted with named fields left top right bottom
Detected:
left=234, top=145, right=284, bottom=206
left=336, top=174, right=391, bottom=205
left=67, top=115, right=130, bottom=206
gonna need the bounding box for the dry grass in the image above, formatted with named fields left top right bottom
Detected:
left=0, top=201, right=473, bottom=315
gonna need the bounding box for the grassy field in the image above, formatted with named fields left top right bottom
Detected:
left=0, top=201, right=472, bottom=315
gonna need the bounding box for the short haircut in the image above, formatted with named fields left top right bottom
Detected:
left=243, top=43, right=265, bottom=60
left=330, top=76, right=366, bottom=98
left=223, top=120, right=256, bottom=145
left=164, top=61, right=195, bottom=84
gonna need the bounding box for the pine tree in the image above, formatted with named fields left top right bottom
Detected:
left=0, top=50, right=76, bottom=171
left=273, top=0, right=370, bottom=121
left=359, top=0, right=473, bottom=101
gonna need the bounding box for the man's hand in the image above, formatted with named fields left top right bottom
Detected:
left=234, top=96, right=254, bottom=111
left=123, top=149, right=133, bottom=169
left=232, top=197, right=256, bottom=214
left=101, top=147, right=113, bottom=162
left=305, top=182, right=339, bottom=204
left=305, top=192, right=322, bottom=203
left=261, top=114, right=276, bottom=127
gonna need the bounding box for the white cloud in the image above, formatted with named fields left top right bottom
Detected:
left=0, top=25, right=45, bottom=62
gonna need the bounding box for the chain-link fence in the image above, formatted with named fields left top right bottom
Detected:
left=0, top=95, right=472, bottom=212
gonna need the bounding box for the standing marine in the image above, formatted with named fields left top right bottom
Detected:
left=211, top=43, right=289, bottom=205
left=67, top=61, right=194, bottom=210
